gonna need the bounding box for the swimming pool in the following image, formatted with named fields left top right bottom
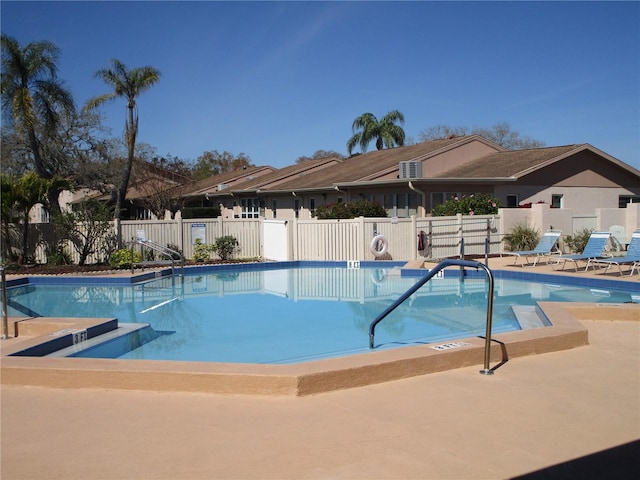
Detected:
left=6, top=262, right=638, bottom=364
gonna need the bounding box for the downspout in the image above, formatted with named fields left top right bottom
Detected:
left=408, top=181, right=426, bottom=217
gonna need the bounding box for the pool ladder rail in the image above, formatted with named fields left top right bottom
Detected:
left=368, top=259, right=496, bottom=375
left=131, top=239, right=185, bottom=278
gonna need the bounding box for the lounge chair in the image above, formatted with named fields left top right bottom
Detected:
left=501, top=230, right=562, bottom=267
left=552, top=231, right=612, bottom=272
left=589, top=230, right=640, bottom=276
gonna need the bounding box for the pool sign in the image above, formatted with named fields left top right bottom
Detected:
left=431, top=342, right=471, bottom=351
left=191, top=223, right=206, bottom=245
left=72, top=329, right=88, bottom=344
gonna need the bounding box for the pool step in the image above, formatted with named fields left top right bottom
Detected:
left=45, top=323, right=150, bottom=357
left=511, top=305, right=551, bottom=330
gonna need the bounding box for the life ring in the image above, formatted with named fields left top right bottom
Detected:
left=370, top=235, right=389, bottom=257
left=370, top=269, right=386, bottom=285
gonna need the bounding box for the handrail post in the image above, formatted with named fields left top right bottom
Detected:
left=1, top=265, right=9, bottom=339
left=368, top=259, right=496, bottom=376
left=476, top=262, right=495, bottom=375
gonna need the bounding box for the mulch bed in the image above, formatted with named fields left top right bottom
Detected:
left=3, top=260, right=257, bottom=276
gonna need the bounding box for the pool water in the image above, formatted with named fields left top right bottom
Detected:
left=7, top=266, right=638, bottom=364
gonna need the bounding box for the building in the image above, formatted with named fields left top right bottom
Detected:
left=181, top=136, right=640, bottom=220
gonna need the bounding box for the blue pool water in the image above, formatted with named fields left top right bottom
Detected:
left=7, top=264, right=638, bottom=364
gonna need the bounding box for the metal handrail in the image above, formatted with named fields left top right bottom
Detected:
left=368, top=259, right=496, bottom=375
left=131, top=239, right=185, bottom=277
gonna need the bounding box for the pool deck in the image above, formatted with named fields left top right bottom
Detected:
left=1, top=257, right=639, bottom=479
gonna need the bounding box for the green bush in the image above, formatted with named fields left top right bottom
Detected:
left=504, top=223, right=540, bottom=251
left=214, top=235, right=240, bottom=261
left=564, top=228, right=593, bottom=253
left=166, top=243, right=183, bottom=260
left=192, top=239, right=215, bottom=262
left=431, top=193, right=501, bottom=216
left=109, top=249, right=141, bottom=269
left=313, top=200, right=387, bottom=219
left=45, top=244, right=72, bottom=266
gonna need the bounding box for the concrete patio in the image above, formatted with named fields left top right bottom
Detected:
left=1, top=257, right=638, bottom=479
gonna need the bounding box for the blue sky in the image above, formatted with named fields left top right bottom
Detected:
left=2, top=1, right=639, bottom=170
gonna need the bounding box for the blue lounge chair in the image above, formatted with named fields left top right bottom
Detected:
left=552, top=231, right=612, bottom=272
left=501, top=230, right=562, bottom=267
left=589, top=230, right=640, bottom=276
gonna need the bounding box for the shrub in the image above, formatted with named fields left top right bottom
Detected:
left=431, top=193, right=501, bottom=216
left=564, top=228, right=593, bottom=253
left=193, top=239, right=215, bottom=262
left=313, top=200, right=387, bottom=219
left=214, top=235, right=240, bottom=261
left=504, top=223, right=540, bottom=251
left=109, top=249, right=141, bottom=269
left=166, top=243, right=183, bottom=260
left=45, top=244, right=72, bottom=266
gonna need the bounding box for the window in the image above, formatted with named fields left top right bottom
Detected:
left=241, top=198, right=259, bottom=218
left=506, top=195, right=519, bottom=208
left=309, top=198, right=315, bottom=215
left=407, top=193, right=418, bottom=217
left=431, top=192, right=445, bottom=209
left=551, top=194, right=563, bottom=209
left=39, top=206, right=49, bottom=223
left=619, top=195, right=640, bottom=208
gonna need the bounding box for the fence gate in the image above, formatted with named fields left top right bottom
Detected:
left=263, top=219, right=289, bottom=261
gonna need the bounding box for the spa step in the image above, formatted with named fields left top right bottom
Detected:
left=511, top=305, right=550, bottom=330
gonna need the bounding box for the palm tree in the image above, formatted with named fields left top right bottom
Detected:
left=84, top=59, right=160, bottom=223
left=1, top=35, right=75, bottom=212
left=347, top=110, right=406, bottom=155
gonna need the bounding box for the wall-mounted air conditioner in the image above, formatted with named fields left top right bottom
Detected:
left=399, top=161, right=422, bottom=178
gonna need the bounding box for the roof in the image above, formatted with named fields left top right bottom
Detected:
left=433, top=145, right=582, bottom=178
left=251, top=136, right=494, bottom=193
left=235, top=156, right=342, bottom=192
left=182, top=165, right=276, bottom=196
left=434, top=143, right=640, bottom=180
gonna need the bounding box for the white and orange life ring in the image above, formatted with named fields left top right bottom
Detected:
left=370, top=235, right=389, bottom=257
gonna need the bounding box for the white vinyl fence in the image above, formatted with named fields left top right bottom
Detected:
left=16, top=203, right=640, bottom=265
left=22, top=214, right=500, bottom=264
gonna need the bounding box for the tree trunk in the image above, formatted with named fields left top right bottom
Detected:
left=114, top=103, right=138, bottom=246
left=27, top=127, right=49, bottom=179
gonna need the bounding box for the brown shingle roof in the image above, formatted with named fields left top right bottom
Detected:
left=235, top=157, right=342, bottom=191
left=182, top=165, right=276, bottom=196
left=434, top=145, right=582, bottom=178
left=255, top=136, right=480, bottom=192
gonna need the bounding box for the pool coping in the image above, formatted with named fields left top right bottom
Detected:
left=1, top=301, right=599, bottom=396
left=2, top=262, right=638, bottom=396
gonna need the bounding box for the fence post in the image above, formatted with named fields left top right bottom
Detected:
left=485, top=218, right=491, bottom=266
left=292, top=217, right=299, bottom=261
left=176, top=215, right=184, bottom=255
left=411, top=216, right=417, bottom=260
left=358, top=216, right=366, bottom=260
